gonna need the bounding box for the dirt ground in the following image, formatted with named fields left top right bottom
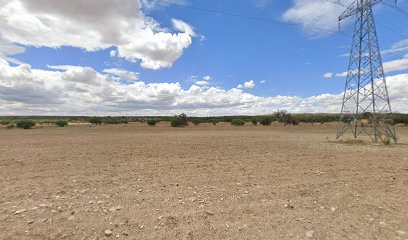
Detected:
left=0, top=123, right=407, bottom=240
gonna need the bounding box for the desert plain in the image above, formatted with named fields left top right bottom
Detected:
left=0, top=123, right=407, bottom=239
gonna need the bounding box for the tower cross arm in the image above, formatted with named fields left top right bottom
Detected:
left=338, top=0, right=385, bottom=21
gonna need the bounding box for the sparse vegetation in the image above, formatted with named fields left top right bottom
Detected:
left=6, top=124, right=15, bottom=129
left=147, top=120, right=157, bottom=126
left=171, top=114, right=189, bottom=128
left=16, top=120, right=36, bottom=129
left=274, top=110, right=299, bottom=126
left=259, top=117, right=272, bottom=126
left=0, top=113, right=407, bottom=127
left=89, top=117, right=102, bottom=125
left=55, top=120, right=68, bottom=127
left=231, top=119, right=246, bottom=126
left=251, top=119, right=258, bottom=126
left=191, top=119, right=201, bottom=126
left=0, top=120, right=10, bottom=125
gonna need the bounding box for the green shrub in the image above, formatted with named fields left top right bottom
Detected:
left=231, top=119, right=246, bottom=126
left=251, top=119, right=258, bottom=126
left=89, top=117, right=102, bottom=125
left=147, top=120, right=157, bottom=126
left=16, top=120, right=36, bottom=129
left=223, top=117, right=233, bottom=123
left=171, top=114, right=188, bottom=128
left=274, top=110, right=299, bottom=126
left=55, top=120, right=68, bottom=127
left=0, top=120, right=10, bottom=125
left=6, top=124, right=15, bottom=129
left=260, top=117, right=272, bottom=126
left=171, top=117, right=183, bottom=127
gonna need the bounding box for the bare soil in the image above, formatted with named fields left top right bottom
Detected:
left=0, top=124, right=407, bottom=240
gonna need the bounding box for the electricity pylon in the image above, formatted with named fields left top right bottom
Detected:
left=336, top=0, right=397, bottom=143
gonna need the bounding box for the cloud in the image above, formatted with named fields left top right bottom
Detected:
left=245, top=80, right=256, bottom=89
left=239, top=80, right=255, bottom=89
left=189, top=75, right=213, bottom=86
left=383, top=58, right=408, bottom=73
left=1, top=59, right=407, bottom=115
left=203, top=75, right=212, bottom=81
left=110, top=50, right=117, bottom=57
left=260, top=80, right=267, bottom=84
left=141, top=0, right=188, bottom=11
left=103, top=68, right=140, bottom=82
left=323, top=72, right=334, bottom=78
left=172, top=18, right=197, bottom=37
left=0, top=0, right=193, bottom=70
left=195, top=81, right=210, bottom=86
left=0, top=35, right=26, bottom=64
left=325, top=57, right=408, bottom=78
left=283, top=0, right=354, bottom=35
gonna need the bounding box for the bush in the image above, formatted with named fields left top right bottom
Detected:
left=147, top=120, right=157, bottom=126
left=6, top=124, right=15, bottom=129
left=260, top=117, right=272, bottom=126
left=103, top=117, right=128, bottom=124
left=251, top=119, right=258, bottom=126
left=16, top=120, right=36, bottom=129
left=171, top=114, right=189, bottom=128
left=89, top=117, right=102, bottom=125
left=231, top=119, right=246, bottom=126
left=55, top=120, right=68, bottom=127
left=274, top=110, right=299, bottom=126
left=223, top=117, right=233, bottom=123
left=171, top=117, right=182, bottom=127
left=0, top=120, right=10, bottom=125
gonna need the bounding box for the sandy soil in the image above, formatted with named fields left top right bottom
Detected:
left=0, top=124, right=407, bottom=240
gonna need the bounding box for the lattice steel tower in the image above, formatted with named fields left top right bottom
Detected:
left=336, top=0, right=397, bottom=143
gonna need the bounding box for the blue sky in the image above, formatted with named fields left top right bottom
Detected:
left=0, top=0, right=407, bottom=116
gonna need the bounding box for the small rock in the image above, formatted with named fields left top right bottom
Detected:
left=27, top=220, right=34, bottom=224
left=68, top=216, right=75, bottom=221
left=104, top=230, right=113, bottom=237
left=397, top=230, right=406, bottom=235
left=188, top=197, right=197, bottom=202
left=15, top=209, right=26, bottom=214
left=205, top=211, right=214, bottom=216
left=306, top=230, right=314, bottom=238
left=330, top=207, right=336, bottom=212
left=284, top=204, right=294, bottom=209
left=109, top=206, right=122, bottom=212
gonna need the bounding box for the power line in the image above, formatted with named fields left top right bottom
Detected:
left=153, top=0, right=350, bottom=37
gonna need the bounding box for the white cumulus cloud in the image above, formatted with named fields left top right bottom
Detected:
left=172, top=18, right=197, bottom=37
left=0, top=0, right=193, bottom=70
left=1, top=58, right=407, bottom=116
left=283, top=0, right=354, bottom=35
left=103, top=68, right=140, bottom=82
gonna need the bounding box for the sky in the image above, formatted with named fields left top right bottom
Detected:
left=0, top=0, right=407, bottom=116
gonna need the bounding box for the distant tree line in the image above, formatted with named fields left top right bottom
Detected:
left=1, top=112, right=408, bottom=128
